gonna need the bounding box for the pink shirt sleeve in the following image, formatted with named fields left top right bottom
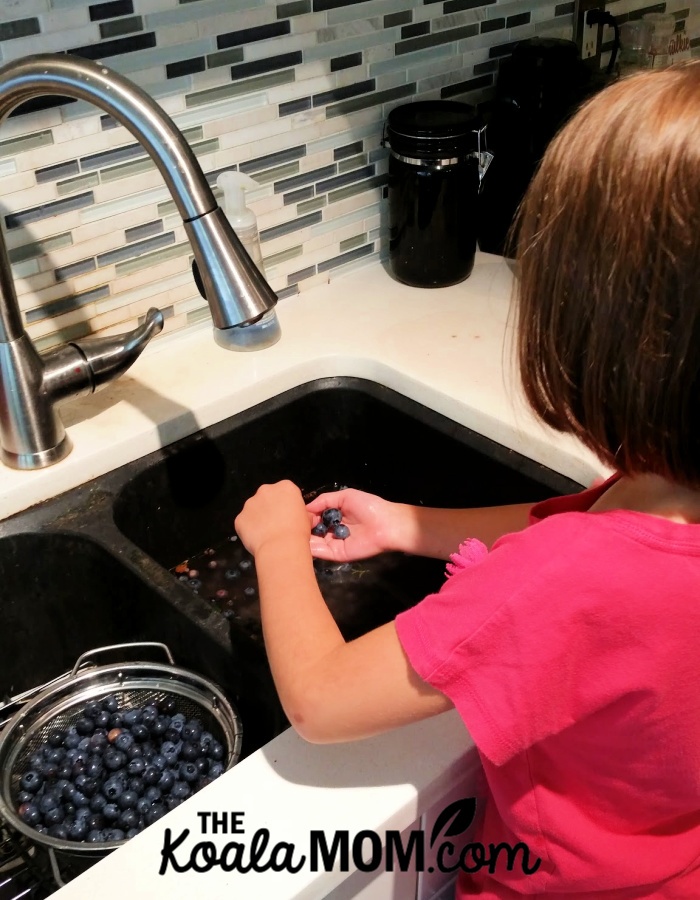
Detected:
left=394, top=506, right=634, bottom=767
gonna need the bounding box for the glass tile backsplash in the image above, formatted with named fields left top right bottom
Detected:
left=0, top=0, right=696, bottom=348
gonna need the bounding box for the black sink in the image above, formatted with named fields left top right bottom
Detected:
left=0, top=378, right=584, bottom=762
left=112, top=377, right=582, bottom=643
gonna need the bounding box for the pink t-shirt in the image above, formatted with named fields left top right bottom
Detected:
left=395, top=477, right=700, bottom=898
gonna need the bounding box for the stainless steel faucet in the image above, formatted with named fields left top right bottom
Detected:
left=0, top=54, right=279, bottom=470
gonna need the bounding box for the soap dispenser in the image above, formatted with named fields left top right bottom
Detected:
left=215, top=171, right=281, bottom=351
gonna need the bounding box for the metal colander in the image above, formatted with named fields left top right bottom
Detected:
left=0, top=643, right=243, bottom=869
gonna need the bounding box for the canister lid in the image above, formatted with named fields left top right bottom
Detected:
left=385, top=100, right=480, bottom=158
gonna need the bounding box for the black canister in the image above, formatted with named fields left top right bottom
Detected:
left=385, top=101, right=485, bottom=288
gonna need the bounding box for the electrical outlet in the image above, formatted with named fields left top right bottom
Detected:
left=574, top=0, right=605, bottom=66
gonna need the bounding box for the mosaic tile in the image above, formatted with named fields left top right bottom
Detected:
left=100, top=15, right=143, bottom=38
left=57, top=172, right=100, bottom=197
left=125, top=220, right=164, bottom=243
left=89, top=0, right=134, bottom=21
left=0, top=130, right=53, bottom=160
left=5, top=192, right=94, bottom=230
left=0, top=0, right=670, bottom=343
left=8, top=233, right=73, bottom=265
left=115, top=240, right=189, bottom=276
left=0, top=18, right=41, bottom=41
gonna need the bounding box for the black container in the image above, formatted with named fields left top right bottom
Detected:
left=385, top=100, right=483, bottom=288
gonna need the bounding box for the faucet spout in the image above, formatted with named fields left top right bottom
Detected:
left=0, top=54, right=279, bottom=469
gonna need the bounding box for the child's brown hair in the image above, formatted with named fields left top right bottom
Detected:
left=516, top=61, right=700, bottom=486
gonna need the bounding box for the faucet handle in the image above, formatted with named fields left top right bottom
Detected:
left=71, top=307, right=164, bottom=391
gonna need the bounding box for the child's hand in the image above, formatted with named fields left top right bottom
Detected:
left=306, top=488, right=407, bottom=562
left=235, top=480, right=312, bottom=557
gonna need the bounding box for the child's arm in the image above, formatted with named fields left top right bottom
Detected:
left=235, top=481, right=453, bottom=743
left=307, top=488, right=533, bottom=562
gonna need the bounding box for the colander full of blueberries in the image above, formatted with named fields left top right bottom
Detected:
left=0, top=642, right=242, bottom=881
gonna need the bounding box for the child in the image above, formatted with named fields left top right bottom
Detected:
left=235, top=62, right=700, bottom=898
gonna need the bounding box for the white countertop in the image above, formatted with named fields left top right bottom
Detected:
left=4, top=252, right=605, bottom=898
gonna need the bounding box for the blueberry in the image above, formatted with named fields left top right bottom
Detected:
left=145, top=803, right=167, bottom=825
left=68, top=819, right=87, bottom=841
left=103, top=777, right=124, bottom=801
left=126, top=827, right=140, bottom=839
left=128, top=777, right=145, bottom=796
left=127, top=757, right=146, bottom=777
left=46, top=747, right=65, bottom=764
left=90, top=794, right=107, bottom=813
left=102, top=803, right=120, bottom=822
left=85, top=757, right=103, bottom=779
left=86, top=813, right=105, bottom=832
left=47, top=728, right=66, bottom=748
left=200, top=731, right=214, bottom=752
left=161, top=741, right=181, bottom=765
left=103, top=749, right=126, bottom=771
left=182, top=720, right=202, bottom=742
left=144, top=786, right=162, bottom=803
left=208, top=761, right=224, bottom=779
left=109, top=713, right=124, bottom=729
left=143, top=766, right=160, bottom=786
left=311, top=522, right=328, bottom=537
left=114, top=732, right=134, bottom=753
left=57, top=762, right=73, bottom=780
left=40, top=762, right=58, bottom=780
left=102, top=695, right=119, bottom=714
left=136, top=797, right=151, bottom=817
left=44, top=806, right=65, bottom=826
left=38, top=793, right=59, bottom=814
left=83, top=701, right=102, bottom=720
left=72, top=791, right=89, bottom=808
left=149, top=716, right=170, bottom=737
left=332, top=524, right=351, bottom=540
left=165, top=796, right=183, bottom=812
left=151, top=754, right=166, bottom=771
left=122, top=709, right=142, bottom=727
left=89, top=733, right=108, bottom=755
left=157, top=770, right=175, bottom=793
left=126, top=745, right=143, bottom=761
left=179, top=762, right=198, bottom=783
left=20, top=771, right=43, bottom=794
left=322, top=508, right=342, bottom=527
left=131, top=724, right=149, bottom=743
left=18, top=803, right=41, bottom=826
left=82, top=778, right=100, bottom=799
left=170, top=714, right=186, bottom=732
left=87, top=830, right=105, bottom=843
left=118, top=808, right=139, bottom=830
left=208, top=740, right=224, bottom=762
left=180, top=741, right=202, bottom=762
left=171, top=781, right=190, bottom=800
left=64, top=728, right=80, bottom=750
left=17, top=790, right=33, bottom=804
left=117, top=790, right=138, bottom=810
left=75, top=717, right=95, bottom=736
left=94, top=710, right=111, bottom=729
left=224, top=568, right=240, bottom=581
left=103, top=828, right=125, bottom=842
left=195, top=758, right=209, bottom=775
left=47, top=824, right=69, bottom=840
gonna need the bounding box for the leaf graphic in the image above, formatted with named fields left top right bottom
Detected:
left=430, top=797, right=477, bottom=847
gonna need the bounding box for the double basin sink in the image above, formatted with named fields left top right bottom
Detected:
left=0, top=377, right=583, bottom=761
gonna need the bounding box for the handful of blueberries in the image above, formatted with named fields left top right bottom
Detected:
left=15, top=694, right=226, bottom=844
left=311, top=508, right=350, bottom=540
